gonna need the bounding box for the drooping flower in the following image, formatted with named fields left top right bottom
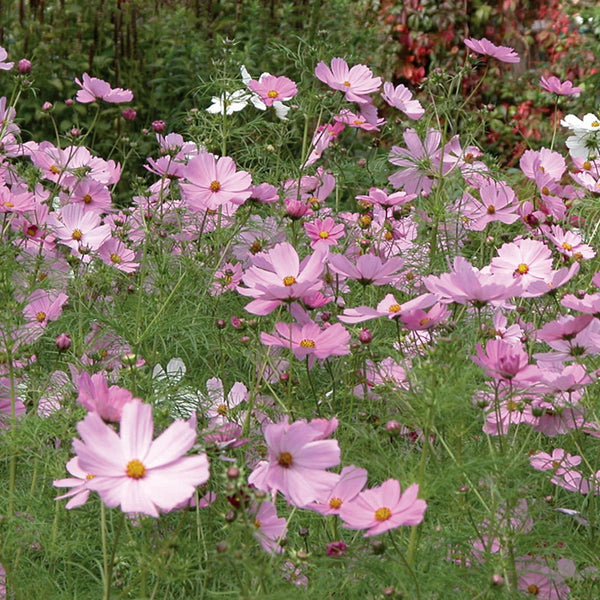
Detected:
left=540, top=76, right=581, bottom=96
left=73, top=400, right=209, bottom=517
left=473, top=339, right=539, bottom=383
left=464, top=37, right=520, bottom=63
left=380, top=82, right=424, bottom=119
left=75, top=371, right=139, bottom=422
left=339, top=479, right=426, bottom=536
left=53, top=457, right=93, bottom=509
left=74, top=73, right=133, bottom=103
left=250, top=500, right=287, bottom=554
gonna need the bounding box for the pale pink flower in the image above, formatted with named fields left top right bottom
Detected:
left=520, top=148, right=567, bottom=182
left=73, top=400, right=209, bottom=517
left=328, top=252, right=404, bottom=286
left=540, top=76, right=581, bottom=96
left=248, top=418, right=340, bottom=507
left=53, top=457, right=93, bottom=509
left=380, top=81, right=424, bottom=119
left=339, top=292, right=435, bottom=324
left=355, top=187, right=416, bottom=210
left=460, top=180, right=520, bottom=230
left=70, top=178, right=112, bottom=213
left=203, top=377, right=247, bottom=424
left=314, top=57, right=381, bottom=104
left=464, top=37, right=520, bottom=63
left=333, top=108, right=385, bottom=131
left=516, top=556, right=571, bottom=600
left=23, top=289, right=69, bottom=329
left=180, top=152, right=252, bottom=212
left=0, top=47, right=14, bottom=70
left=545, top=225, right=596, bottom=261
left=529, top=449, right=582, bottom=473
left=247, top=74, right=297, bottom=107
left=212, top=262, right=243, bottom=294
left=489, top=239, right=554, bottom=293
left=75, top=73, right=133, bottom=103
left=340, top=479, right=426, bottom=537
left=250, top=500, right=287, bottom=554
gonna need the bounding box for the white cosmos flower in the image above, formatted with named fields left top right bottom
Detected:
left=561, top=113, right=600, bottom=160
left=206, top=90, right=251, bottom=116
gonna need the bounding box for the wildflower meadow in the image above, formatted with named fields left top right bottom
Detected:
left=2, top=1, right=600, bottom=598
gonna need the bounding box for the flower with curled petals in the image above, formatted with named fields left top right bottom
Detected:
left=464, top=37, right=520, bottom=63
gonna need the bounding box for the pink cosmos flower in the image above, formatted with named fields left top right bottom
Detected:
left=520, top=148, right=566, bottom=182
left=328, top=252, right=404, bottom=286
left=248, top=418, right=340, bottom=507
left=70, top=178, right=113, bottom=213
left=202, top=377, right=247, bottom=424
left=23, top=289, right=69, bottom=329
left=212, top=262, right=243, bottom=294
left=53, top=457, right=93, bottom=509
left=464, top=37, right=520, bottom=63
left=489, top=239, right=554, bottom=294
left=73, top=400, right=209, bottom=517
left=388, top=128, right=450, bottom=196
left=473, top=339, right=539, bottom=382
left=304, top=121, right=345, bottom=167
left=304, top=216, right=345, bottom=249
left=75, top=73, right=134, bottom=103
left=180, top=152, right=252, bottom=212
left=247, top=74, right=298, bottom=107
left=48, top=203, right=111, bottom=259
left=260, top=320, right=350, bottom=367
left=380, top=82, right=424, bottom=119
left=339, top=292, right=435, bottom=324
left=545, top=225, right=596, bottom=261
left=306, top=465, right=368, bottom=516
left=460, top=180, right=520, bottom=230
left=97, top=238, right=140, bottom=273
left=529, top=449, right=582, bottom=474
left=424, top=256, right=522, bottom=306
left=540, top=76, right=581, bottom=96
left=340, top=479, right=426, bottom=537
left=333, top=108, right=385, bottom=131
left=516, top=556, right=571, bottom=600
left=250, top=500, right=287, bottom=554
left=237, top=242, right=326, bottom=315
left=76, top=371, right=139, bottom=422
left=0, top=47, right=13, bottom=70
left=314, top=57, right=382, bottom=104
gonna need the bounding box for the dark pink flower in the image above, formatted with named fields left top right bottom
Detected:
left=247, top=74, right=297, bottom=107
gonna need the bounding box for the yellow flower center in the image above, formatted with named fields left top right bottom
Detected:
left=36, top=311, right=47, bottom=323
left=420, top=317, right=431, bottom=326
left=592, top=121, right=600, bottom=128
left=50, top=165, right=60, bottom=174
left=487, top=205, right=495, bottom=214
left=583, top=160, right=592, bottom=170
left=359, top=215, right=372, bottom=227
left=507, top=400, right=519, bottom=411
left=278, top=452, right=293, bottom=468
left=527, top=584, right=540, bottom=595
left=283, top=275, right=297, bottom=286
left=343, top=81, right=351, bottom=87
left=353, top=119, right=365, bottom=125
left=72, top=229, right=83, bottom=241
left=110, top=253, right=122, bottom=264
left=562, top=242, right=572, bottom=251
left=217, top=403, right=228, bottom=416
left=83, top=194, right=93, bottom=204
left=209, top=180, right=221, bottom=192
left=319, top=231, right=330, bottom=239
left=374, top=507, right=392, bottom=522
left=517, top=263, right=529, bottom=274
left=299, top=339, right=316, bottom=348
left=329, top=497, right=342, bottom=509
left=126, top=459, right=146, bottom=479
left=384, top=231, right=393, bottom=241
left=541, top=186, right=550, bottom=195
left=254, top=519, right=262, bottom=528
left=86, top=474, right=95, bottom=480
left=389, top=303, right=401, bottom=313
left=4, top=201, right=13, bottom=208
left=267, top=90, right=279, bottom=98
